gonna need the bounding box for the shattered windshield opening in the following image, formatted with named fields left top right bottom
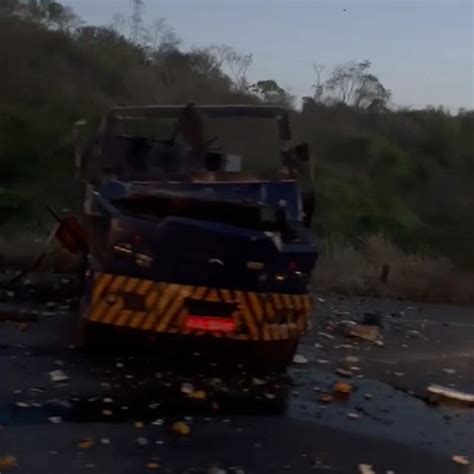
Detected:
left=102, top=115, right=282, bottom=181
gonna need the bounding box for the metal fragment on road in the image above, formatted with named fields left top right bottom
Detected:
left=336, top=368, right=353, bottom=378
left=427, top=385, right=474, bottom=404
left=49, top=369, right=69, bottom=383
left=347, top=412, right=360, bottom=420
left=48, top=416, right=63, bottom=424
left=293, top=354, right=308, bottom=364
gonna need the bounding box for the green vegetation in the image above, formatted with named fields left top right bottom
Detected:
left=1, top=1, right=473, bottom=272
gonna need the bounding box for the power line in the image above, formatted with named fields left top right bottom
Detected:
left=130, top=0, right=145, bottom=44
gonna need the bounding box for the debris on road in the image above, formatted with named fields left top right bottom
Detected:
left=181, top=382, right=194, bottom=395
left=452, top=455, right=469, bottom=465
left=333, top=382, right=353, bottom=394
left=0, top=455, right=17, bottom=471
left=188, top=390, right=207, bottom=400
left=136, top=437, right=149, bottom=446
left=49, top=369, right=68, bottom=383
left=293, top=354, right=309, bottom=364
left=347, top=412, right=360, bottom=420
left=134, top=421, right=144, bottom=429
left=427, top=385, right=474, bottom=406
left=48, top=416, right=63, bottom=424
left=358, top=464, right=375, bottom=474
left=172, top=421, right=191, bottom=436
left=318, top=393, right=334, bottom=403
left=147, top=462, right=160, bottom=470
left=336, top=368, right=353, bottom=378
left=443, top=368, right=456, bottom=375
left=318, top=332, right=335, bottom=340
left=78, top=438, right=95, bottom=449
left=345, top=324, right=381, bottom=343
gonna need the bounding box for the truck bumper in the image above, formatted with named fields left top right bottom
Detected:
left=81, top=272, right=314, bottom=343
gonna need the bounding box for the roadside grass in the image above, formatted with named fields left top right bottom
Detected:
left=313, top=235, right=474, bottom=305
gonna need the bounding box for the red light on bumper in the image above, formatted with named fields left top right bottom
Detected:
left=185, top=316, right=236, bottom=333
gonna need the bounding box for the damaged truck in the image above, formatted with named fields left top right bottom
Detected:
left=68, top=104, right=318, bottom=368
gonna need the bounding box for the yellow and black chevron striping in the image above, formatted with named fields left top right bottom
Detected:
left=86, top=273, right=314, bottom=341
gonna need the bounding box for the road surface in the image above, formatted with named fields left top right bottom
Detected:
left=0, top=276, right=473, bottom=473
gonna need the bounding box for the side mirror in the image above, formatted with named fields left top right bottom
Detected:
left=294, top=142, right=310, bottom=162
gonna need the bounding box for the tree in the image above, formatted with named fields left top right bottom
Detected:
left=311, top=63, right=325, bottom=102
left=325, top=60, right=391, bottom=109
left=249, top=80, right=294, bottom=107
left=143, top=18, right=181, bottom=54
left=208, top=45, right=253, bottom=92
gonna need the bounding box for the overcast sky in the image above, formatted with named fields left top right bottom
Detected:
left=63, top=0, right=473, bottom=110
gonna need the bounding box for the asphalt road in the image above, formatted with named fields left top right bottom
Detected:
left=0, top=277, right=473, bottom=474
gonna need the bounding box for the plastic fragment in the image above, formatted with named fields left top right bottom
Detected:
left=171, top=421, right=190, bottom=435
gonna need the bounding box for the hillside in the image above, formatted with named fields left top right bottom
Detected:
left=0, top=2, right=473, bottom=276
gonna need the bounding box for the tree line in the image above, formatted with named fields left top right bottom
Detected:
left=0, top=1, right=473, bottom=268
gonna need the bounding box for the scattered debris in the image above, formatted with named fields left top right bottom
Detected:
left=78, top=438, right=95, bottom=449
left=102, top=409, right=113, bottom=416
left=15, top=402, right=30, bottom=408
left=318, top=332, right=335, bottom=340
left=0, top=455, right=17, bottom=470
left=172, top=421, right=191, bottom=436
left=188, top=390, right=207, bottom=400
left=347, top=412, right=360, bottom=420
left=316, top=359, right=329, bottom=365
left=181, top=382, right=194, bottom=395
left=406, top=330, right=421, bottom=339
left=318, top=393, right=334, bottom=403
left=394, top=372, right=405, bottom=377
left=293, top=354, right=308, bottom=364
left=100, top=438, right=110, bottom=445
left=147, top=462, right=160, bottom=470
left=49, top=369, right=69, bottom=383
left=333, top=382, right=353, bottom=394
left=358, top=464, right=375, bottom=474
left=443, top=368, right=456, bottom=375
left=364, top=393, right=373, bottom=400
left=452, top=455, right=469, bottom=465
left=427, top=385, right=474, bottom=406
left=136, top=437, right=149, bottom=446
left=48, top=416, right=62, bottom=424
left=336, top=368, right=353, bottom=378
left=345, top=356, right=360, bottom=364
left=252, top=377, right=266, bottom=386
left=135, top=421, right=144, bottom=429
left=345, top=324, right=380, bottom=343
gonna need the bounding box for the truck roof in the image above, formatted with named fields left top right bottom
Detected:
left=107, top=104, right=289, bottom=121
